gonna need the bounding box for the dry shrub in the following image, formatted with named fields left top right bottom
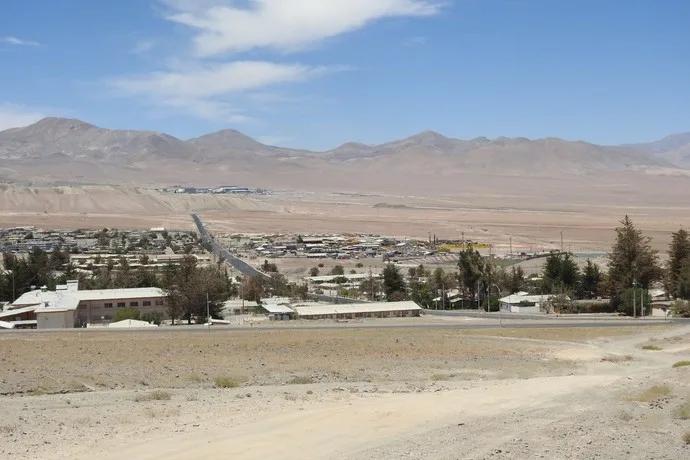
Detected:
left=602, top=354, right=634, bottom=363
left=675, top=402, right=690, bottom=420
left=214, top=376, right=243, bottom=388
left=630, top=384, right=672, bottom=403
left=672, top=360, right=690, bottom=368
left=641, top=345, right=662, bottom=351
left=683, top=431, right=690, bottom=445
left=134, top=390, right=171, bottom=402
left=287, top=376, right=315, bottom=385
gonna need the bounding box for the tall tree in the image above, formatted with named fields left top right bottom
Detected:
left=607, top=215, right=662, bottom=312
left=457, top=248, right=485, bottom=303
left=507, top=266, right=526, bottom=294
left=541, top=252, right=580, bottom=294
left=579, top=259, right=602, bottom=299
left=667, top=228, right=690, bottom=299
left=382, top=264, right=406, bottom=301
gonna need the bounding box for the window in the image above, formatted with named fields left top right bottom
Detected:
left=103, top=315, right=112, bottom=320
left=130, top=301, right=139, bottom=307
left=78, top=304, right=86, bottom=310
left=155, top=300, right=164, bottom=306
left=117, top=302, right=126, bottom=308
left=143, top=301, right=151, bottom=307
left=104, top=303, right=113, bottom=309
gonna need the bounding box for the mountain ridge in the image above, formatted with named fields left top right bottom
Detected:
left=0, top=117, right=685, bottom=188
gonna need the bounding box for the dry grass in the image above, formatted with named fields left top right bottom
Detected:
left=672, top=360, right=690, bottom=368
left=134, top=390, right=172, bottom=402
left=601, top=354, right=634, bottom=363
left=214, top=377, right=243, bottom=389
left=0, top=424, right=18, bottom=434
left=675, top=402, right=690, bottom=420
left=641, top=345, right=663, bottom=351
left=430, top=373, right=454, bottom=381
left=630, top=384, right=672, bottom=403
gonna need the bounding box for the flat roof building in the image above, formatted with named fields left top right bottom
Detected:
left=293, top=301, right=422, bottom=320
left=10, top=282, right=168, bottom=328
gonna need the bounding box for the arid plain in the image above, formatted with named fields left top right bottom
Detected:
left=2, top=169, right=690, bottom=252
left=1, top=321, right=690, bottom=459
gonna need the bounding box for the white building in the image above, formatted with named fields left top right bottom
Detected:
left=498, top=292, right=556, bottom=314
left=293, top=301, right=422, bottom=320
left=10, top=281, right=168, bottom=328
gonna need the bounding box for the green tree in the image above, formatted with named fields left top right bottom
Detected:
left=457, top=248, right=485, bottom=304
left=579, top=259, right=602, bottom=299
left=309, top=267, right=319, bottom=277
left=330, top=265, right=345, bottom=276
left=607, top=216, right=661, bottom=312
left=114, top=307, right=140, bottom=322
left=541, top=252, right=580, bottom=294
left=141, top=311, right=164, bottom=325
left=507, top=266, right=526, bottom=294
left=382, top=264, right=406, bottom=300
left=667, top=228, right=690, bottom=299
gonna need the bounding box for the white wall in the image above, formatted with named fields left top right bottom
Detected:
left=37, top=311, right=74, bottom=329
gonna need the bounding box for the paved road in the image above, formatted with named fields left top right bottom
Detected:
left=191, top=214, right=269, bottom=279
left=2, top=316, right=683, bottom=335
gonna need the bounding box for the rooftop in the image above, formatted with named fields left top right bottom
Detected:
left=293, top=301, right=422, bottom=317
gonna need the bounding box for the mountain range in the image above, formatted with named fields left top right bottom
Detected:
left=0, top=117, right=688, bottom=190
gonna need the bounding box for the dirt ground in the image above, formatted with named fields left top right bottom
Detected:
left=1, top=320, right=689, bottom=459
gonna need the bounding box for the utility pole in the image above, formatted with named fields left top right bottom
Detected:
left=206, top=292, right=211, bottom=331
left=560, top=231, right=564, bottom=253
left=509, top=236, right=512, bottom=258
left=632, top=280, right=637, bottom=318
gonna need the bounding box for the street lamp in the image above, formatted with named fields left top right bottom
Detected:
left=632, top=279, right=639, bottom=318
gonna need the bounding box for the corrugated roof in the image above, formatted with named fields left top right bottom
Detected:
left=262, top=304, right=295, bottom=314
left=12, top=287, right=166, bottom=312
left=499, top=294, right=554, bottom=304
left=294, top=301, right=422, bottom=317
left=0, top=305, right=38, bottom=318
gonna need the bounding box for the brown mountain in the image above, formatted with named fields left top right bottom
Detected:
left=0, top=118, right=681, bottom=189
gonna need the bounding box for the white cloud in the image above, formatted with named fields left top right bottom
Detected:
left=2, top=36, right=40, bottom=46
left=163, top=0, right=441, bottom=56
left=107, top=0, right=440, bottom=123
left=0, top=104, right=45, bottom=131
left=109, top=60, right=332, bottom=122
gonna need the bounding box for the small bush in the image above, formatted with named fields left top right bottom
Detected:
left=214, top=376, right=242, bottom=388
left=134, top=390, right=171, bottom=402
left=670, top=300, right=690, bottom=318
left=0, top=424, right=18, bottom=434
left=618, top=411, right=634, bottom=422
left=114, top=307, right=140, bottom=322
left=141, top=311, right=164, bottom=325
left=642, top=345, right=662, bottom=351
left=630, top=384, right=672, bottom=403
left=674, top=402, right=690, bottom=420
left=602, top=354, right=634, bottom=363
left=683, top=431, right=690, bottom=445
left=430, top=373, right=453, bottom=381
left=672, top=361, right=690, bottom=368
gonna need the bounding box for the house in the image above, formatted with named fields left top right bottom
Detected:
left=498, top=292, right=556, bottom=314
left=9, top=281, right=168, bottom=329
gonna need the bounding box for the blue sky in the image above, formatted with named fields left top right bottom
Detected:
left=0, top=0, right=688, bottom=150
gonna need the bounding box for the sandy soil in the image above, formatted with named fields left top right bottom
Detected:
left=1, top=321, right=689, bottom=459
left=2, top=184, right=690, bottom=251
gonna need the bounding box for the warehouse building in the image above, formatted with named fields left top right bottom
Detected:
left=293, top=301, right=422, bottom=320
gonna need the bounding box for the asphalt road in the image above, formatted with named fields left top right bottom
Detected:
left=2, top=316, right=684, bottom=335
left=191, top=214, right=269, bottom=279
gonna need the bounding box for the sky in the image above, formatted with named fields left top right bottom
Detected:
left=0, top=0, right=688, bottom=150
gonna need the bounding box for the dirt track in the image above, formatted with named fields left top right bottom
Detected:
left=1, top=322, right=689, bottom=459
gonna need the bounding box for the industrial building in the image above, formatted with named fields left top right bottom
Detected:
left=292, top=301, right=422, bottom=320
left=4, top=281, right=168, bottom=329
